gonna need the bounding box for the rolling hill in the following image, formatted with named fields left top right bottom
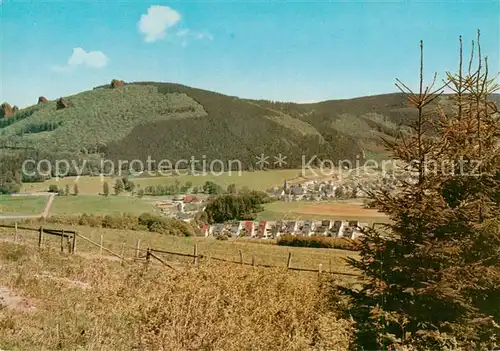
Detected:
left=1, top=80, right=479, bottom=181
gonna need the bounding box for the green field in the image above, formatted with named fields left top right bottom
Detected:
left=49, top=195, right=157, bottom=216
left=0, top=195, right=48, bottom=215
left=22, top=169, right=319, bottom=195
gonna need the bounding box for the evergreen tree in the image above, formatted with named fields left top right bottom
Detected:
left=73, top=183, right=79, bottom=196
left=114, top=179, right=124, bottom=195
left=339, top=32, right=500, bottom=350
left=227, top=183, right=237, bottom=194
left=64, top=184, right=70, bottom=196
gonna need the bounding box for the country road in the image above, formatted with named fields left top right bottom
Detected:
left=0, top=194, right=56, bottom=220
left=41, top=194, right=55, bottom=218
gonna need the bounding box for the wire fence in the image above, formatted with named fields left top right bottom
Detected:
left=0, top=223, right=361, bottom=277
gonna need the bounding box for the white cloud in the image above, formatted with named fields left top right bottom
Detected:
left=138, top=5, right=181, bottom=43
left=177, top=29, right=190, bottom=37
left=195, top=32, right=214, bottom=41
left=51, top=48, right=109, bottom=72
left=175, top=29, right=213, bottom=47
left=68, top=48, right=109, bottom=68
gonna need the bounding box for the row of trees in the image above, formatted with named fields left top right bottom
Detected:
left=48, top=184, right=79, bottom=196
left=102, top=177, right=136, bottom=196
left=19, top=121, right=62, bottom=135
left=142, top=180, right=236, bottom=197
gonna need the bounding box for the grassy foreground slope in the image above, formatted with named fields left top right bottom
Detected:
left=0, top=240, right=354, bottom=350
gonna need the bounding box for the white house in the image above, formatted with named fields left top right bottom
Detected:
left=271, top=220, right=285, bottom=237
left=301, top=220, right=315, bottom=236
left=243, top=221, right=255, bottom=237
left=256, top=220, right=269, bottom=237
left=284, top=221, right=298, bottom=235
left=212, top=223, right=225, bottom=236
left=330, top=220, right=345, bottom=237
left=315, top=220, right=332, bottom=236
left=231, top=221, right=243, bottom=236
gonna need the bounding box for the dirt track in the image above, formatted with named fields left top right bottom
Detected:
left=297, top=203, right=387, bottom=218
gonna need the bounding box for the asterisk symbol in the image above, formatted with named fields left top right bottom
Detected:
left=274, top=153, right=287, bottom=167
left=255, top=153, right=269, bottom=169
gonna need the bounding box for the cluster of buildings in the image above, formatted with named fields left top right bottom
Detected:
left=268, top=174, right=414, bottom=202
left=203, top=219, right=368, bottom=239
left=155, top=195, right=206, bottom=221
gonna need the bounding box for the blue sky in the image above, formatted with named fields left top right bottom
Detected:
left=1, top=0, right=499, bottom=107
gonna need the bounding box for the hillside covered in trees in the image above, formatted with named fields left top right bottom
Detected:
left=2, top=81, right=496, bottom=185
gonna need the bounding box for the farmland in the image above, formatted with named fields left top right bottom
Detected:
left=0, top=195, right=48, bottom=216
left=258, top=199, right=390, bottom=225
left=48, top=195, right=158, bottom=216
left=21, top=169, right=320, bottom=195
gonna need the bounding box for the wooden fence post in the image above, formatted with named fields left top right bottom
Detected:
left=99, top=235, right=103, bottom=260
left=193, top=245, right=198, bottom=266
left=239, top=249, right=243, bottom=265
left=71, top=233, right=77, bottom=254
left=60, top=229, right=65, bottom=253
left=251, top=255, right=255, bottom=267
left=318, top=263, right=323, bottom=277
left=120, top=242, right=125, bottom=266
left=14, top=222, right=17, bottom=242
left=67, top=234, right=72, bottom=253
left=287, top=252, right=292, bottom=269
left=146, top=248, right=151, bottom=263
left=38, top=226, right=43, bottom=248
left=329, top=258, right=332, bottom=273
left=135, top=239, right=141, bottom=259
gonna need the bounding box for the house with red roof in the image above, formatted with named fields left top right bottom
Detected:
left=183, top=195, right=199, bottom=203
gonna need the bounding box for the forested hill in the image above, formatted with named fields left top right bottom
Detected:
left=1, top=80, right=481, bottom=181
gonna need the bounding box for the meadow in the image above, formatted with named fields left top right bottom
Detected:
left=21, top=169, right=321, bottom=195
left=0, top=239, right=354, bottom=350
left=0, top=195, right=48, bottom=215
left=49, top=195, right=158, bottom=216
left=0, top=220, right=359, bottom=348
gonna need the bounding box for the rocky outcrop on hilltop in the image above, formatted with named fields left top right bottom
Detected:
left=0, top=103, right=15, bottom=118
left=56, top=98, right=72, bottom=110
left=111, top=79, right=125, bottom=89
left=38, top=96, right=48, bottom=104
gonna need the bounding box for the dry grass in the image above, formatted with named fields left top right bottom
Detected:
left=0, top=224, right=359, bottom=275
left=0, top=241, right=354, bottom=350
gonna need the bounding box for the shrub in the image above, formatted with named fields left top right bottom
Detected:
left=77, top=213, right=102, bottom=228
left=277, top=235, right=362, bottom=251
left=45, top=213, right=198, bottom=236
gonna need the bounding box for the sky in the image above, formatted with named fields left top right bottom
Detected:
left=0, top=0, right=499, bottom=108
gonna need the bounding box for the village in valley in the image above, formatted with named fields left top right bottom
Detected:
left=153, top=167, right=414, bottom=239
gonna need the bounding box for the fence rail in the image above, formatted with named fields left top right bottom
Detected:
left=0, top=223, right=361, bottom=277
